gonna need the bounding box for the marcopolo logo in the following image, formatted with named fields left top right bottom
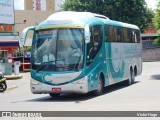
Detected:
left=1, top=112, right=42, bottom=118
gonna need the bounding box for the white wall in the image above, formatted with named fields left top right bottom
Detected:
left=41, top=0, right=46, bottom=11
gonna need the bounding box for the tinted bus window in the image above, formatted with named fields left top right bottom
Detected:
left=105, top=25, right=140, bottom=43
left=87, top=25, right=102, bottom=65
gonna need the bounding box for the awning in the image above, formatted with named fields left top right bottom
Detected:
left=141, top=33, right=158, bottom=37
left=0, top=40, right=19, bottom=47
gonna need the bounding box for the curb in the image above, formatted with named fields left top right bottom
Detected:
left=4, top=75, right=23, bottom=80
left=23, top=69, right=30, bottom=72
left=7, top=85, right=18, bottom=90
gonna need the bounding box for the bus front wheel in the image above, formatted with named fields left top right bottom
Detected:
left=93, top=76, right=104, bottom=96
left=49, top=93, right=61, bottom=97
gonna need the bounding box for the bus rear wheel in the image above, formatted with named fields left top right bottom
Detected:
left=126, top=69, right=135, bottom=86
left=49, top=93, right=61, bottom=97
left=93, top=76, right=104, bottom=96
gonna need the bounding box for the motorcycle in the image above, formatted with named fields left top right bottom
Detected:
left=0, top=72, right=7, bottom=92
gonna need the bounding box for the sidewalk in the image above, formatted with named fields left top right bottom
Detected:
left=4, top=74, right=23, bottom=80
left=4, top=72, right=30, bottom=91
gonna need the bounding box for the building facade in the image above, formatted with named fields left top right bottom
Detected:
left=24, top=0, right=60, bottom=11
left=14, top=10, right=54, bottom=36
left=0, top=8, right=55, bottom=61
left=142, top=25, right=160, bottom=61
left=1, top=0, right=62, bottom=72
left=0, top=0, right=19, bottom=66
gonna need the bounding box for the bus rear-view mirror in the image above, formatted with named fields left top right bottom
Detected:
left=20, top=26, right=35, bottom=47
left=85, top=25, right=90, bottom=43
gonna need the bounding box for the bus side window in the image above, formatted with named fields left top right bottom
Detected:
left=87, top=25, right=102, bottom=65
left=105, top=25, right=110, bottom=41
left=123, top=28, right=129, bottom=43
left=117, top=27, right=121, bottom=42
left=136, top=30, right=140, bottom=43
left=131, top=30, right=140, bottom=43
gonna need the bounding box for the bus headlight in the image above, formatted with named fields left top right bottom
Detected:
left=76, top=76, right=89, bottom=84
left=31, top=78, right=41, bottom=85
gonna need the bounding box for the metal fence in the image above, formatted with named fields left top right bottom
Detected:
left=142, top=40, right=160, bottom=49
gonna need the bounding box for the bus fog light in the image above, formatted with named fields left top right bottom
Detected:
left=31, top=79, right=41, bottom=85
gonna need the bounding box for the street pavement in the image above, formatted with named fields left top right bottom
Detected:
left=0, top=62, right=160, bottom=120
left=6, top=72, right=30, bottom=90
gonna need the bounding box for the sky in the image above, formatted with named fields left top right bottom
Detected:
left=14, top=0, right=158, bottom=10
left=145, top=0, right=158, bottom=9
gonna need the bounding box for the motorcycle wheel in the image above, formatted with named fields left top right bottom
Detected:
left=0, top=81, right=7, bottom=92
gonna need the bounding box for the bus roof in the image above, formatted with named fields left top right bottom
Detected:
left=106, top=20, right=139, bottom=30
left=37, top=11, right=139, bottom=30
left=47, top=11, right=109, bottom=21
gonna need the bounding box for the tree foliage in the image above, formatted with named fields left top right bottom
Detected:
left=61, top=0, right=154, bottom=30
left=153, top=1, right=160, bottom=45
left=25, top=46, right=32, bottom=52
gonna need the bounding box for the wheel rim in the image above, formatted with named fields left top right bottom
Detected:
left=0, top=83, right=6, bottom=92
left=131, top=71, right=135, bottom=83
left=130, top=71, right=132, bottom=84
left=129, top=70, right=135, bottom=85
left=97, top=78, right=103, bottom=93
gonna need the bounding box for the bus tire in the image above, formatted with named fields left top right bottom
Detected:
left=49, top=93, right=60, bottom=97
left=93, top=75, right=104, bottom=96
left=126, top=69, right=135, bottom=86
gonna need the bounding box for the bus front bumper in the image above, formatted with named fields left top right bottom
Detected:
left=30, top=77, right=89, bottom=94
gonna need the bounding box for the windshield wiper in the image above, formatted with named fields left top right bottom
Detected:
left=35, top=59, right=66, bottom=72
left=36, top=57, right=82, bottom=72
left=36, top=63, right=48, bottom=73
left=36, top=60, right=57, bottom=72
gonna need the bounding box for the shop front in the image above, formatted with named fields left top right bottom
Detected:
left=0, top=32, right=19, bottom=75
left=0, top=50, right=12, bottom=75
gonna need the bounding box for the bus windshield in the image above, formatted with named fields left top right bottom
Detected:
left=32, top=28, right=84, bottom=72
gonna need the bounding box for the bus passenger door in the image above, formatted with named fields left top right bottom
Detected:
left=86, top=25, right=102, bottom=66
left=86, top=25, right=104, bottom=90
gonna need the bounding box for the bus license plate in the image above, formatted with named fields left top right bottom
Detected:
left=52, top=88, right=61, bottom=91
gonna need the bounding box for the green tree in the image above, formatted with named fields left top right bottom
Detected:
left=61, top=0, right=154, bottom=30
left=153, top=1, right=160, bottom=45
left=25, top=46, right=32, bottom=52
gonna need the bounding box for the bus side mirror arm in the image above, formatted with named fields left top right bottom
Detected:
left=20, top=26, right=35, bottom=47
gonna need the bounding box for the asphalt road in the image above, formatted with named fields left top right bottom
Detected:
left=0, top=62, right=160, bottom=119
